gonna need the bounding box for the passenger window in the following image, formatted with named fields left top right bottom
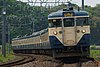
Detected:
left=63, top=18, right=74, bottom=27
left=49, top=19, right=62, bottom=27
left=76, top=17, right=89, bottom=26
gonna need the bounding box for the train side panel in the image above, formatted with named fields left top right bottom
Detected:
left=12, top=32, right=50, bottom=50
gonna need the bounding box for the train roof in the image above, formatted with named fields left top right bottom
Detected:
left=48, top=9, right=89, bottom=18
left=12, top=28, right=48, bottom=41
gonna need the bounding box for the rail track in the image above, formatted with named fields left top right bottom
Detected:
left=0, top=53, right=35, bottom=67
left=14, top=54, right=100, bottom=67
left=0, top=53, right=99, bottom=67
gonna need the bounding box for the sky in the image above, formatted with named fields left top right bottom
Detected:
left=19, top=0, right=100, bottom=7
left=71, top=0, right=100, bottom=7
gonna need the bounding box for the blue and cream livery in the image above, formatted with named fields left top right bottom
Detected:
left=12, top=7, right=90, bottom=57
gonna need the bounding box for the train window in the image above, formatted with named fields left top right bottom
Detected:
left=76, top=17, right=89, bottom=26
left=49, top=19, right=62, bottom=27
left=63, top=18, right=74, bottom=27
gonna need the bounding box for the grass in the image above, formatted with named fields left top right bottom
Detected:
left=90, top=49, right=100, bottom=60
left=0, top=44, right=17, bottom=63
left=0, top=53, right=15, bottom=63
left=0, top=47, right=15, bottom=63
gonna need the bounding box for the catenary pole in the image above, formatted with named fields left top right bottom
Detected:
left=2, top=0, right=7, bottom=57
left=82, top=0, right=84, bottom=10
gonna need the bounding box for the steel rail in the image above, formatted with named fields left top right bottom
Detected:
left=0, top=54, right=35, bottom=67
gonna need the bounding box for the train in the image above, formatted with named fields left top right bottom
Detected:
left=12, top=7, right=90, bottom=58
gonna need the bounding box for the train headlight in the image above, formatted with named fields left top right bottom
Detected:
left=81, top=29, right=86, bottom=33
left=53, top=31, right=57, bottom=35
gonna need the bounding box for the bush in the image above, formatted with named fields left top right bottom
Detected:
left=90, top=50, right=100, bottom=60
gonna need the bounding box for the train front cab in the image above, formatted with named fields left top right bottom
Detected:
left=48, top=11, right=90, bottom=57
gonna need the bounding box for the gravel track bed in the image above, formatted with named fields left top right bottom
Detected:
left=13, top=60, right=99, bottom=67
left=12, top=54, right=99, bottom=67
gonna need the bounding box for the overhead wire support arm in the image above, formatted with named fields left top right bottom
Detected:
left=23, top=1, right=69, bottom=3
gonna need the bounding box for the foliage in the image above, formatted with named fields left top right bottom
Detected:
left=0, top=43, right=15, bottom=63
left=90, top=50, right=100, bottom=60
left=84, top=5, right=100, bottom=27
left=0, top=54, right=15, bottom=62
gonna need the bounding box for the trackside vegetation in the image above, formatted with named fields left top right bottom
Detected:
left=0, top=46, right=15, bottom=63
left=90, top=50, right=100, bottom=60
left=0, top=53, right=15, bottom=63
left=90, top=45, right=100, bottom=60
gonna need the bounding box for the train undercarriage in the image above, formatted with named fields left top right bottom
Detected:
left=13, top=46, right=90, bottom=58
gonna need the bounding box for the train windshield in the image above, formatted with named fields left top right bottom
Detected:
left=76, top=17, right=89, bottom=26
left=49, top=19, right=62, bottom=27
left=63, top=18, right=74, bottom=27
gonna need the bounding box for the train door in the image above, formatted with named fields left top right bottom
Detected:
left=62, top=18, right=76, bottom=46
